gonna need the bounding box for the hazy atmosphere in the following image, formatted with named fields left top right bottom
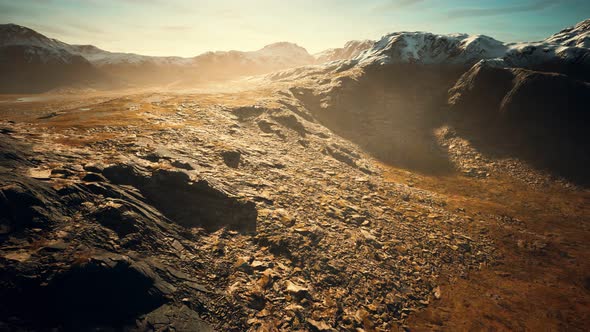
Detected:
left=1, top=0, right=589, bottom=55
left=1, top=1, right=589, bottom=331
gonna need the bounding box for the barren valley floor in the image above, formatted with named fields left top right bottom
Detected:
left=0, top=87, right=588, bottom=331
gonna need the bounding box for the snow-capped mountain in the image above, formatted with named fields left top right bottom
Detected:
left=0, top=24, right=316, bottom=68
left=314, top=40, right=375, bottom=64
left=57, top=42, right=316, bottom=85
left=545, top=18, right=590, bottom=48
left=0, top=24, right=62, bottom=50
left=0, top=24, right=110, bottom=93
left=0, top=23, right=320, bottom=90
left=2, top=18, right=589, bottom=93
left=501, top=42, right=589, bottom=71
left=354, top=20, right=590, bottom=77
left=0, top=24, right=87, bottom=65
left=0, top=24, right=154, bottom=68
left=189, top=42, right=315, bottom=76
left=356, top=32, right=507, bottom=66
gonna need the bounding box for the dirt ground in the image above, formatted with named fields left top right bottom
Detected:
left=382, top=166, right=590, bottom=331
left=1, top=88, right=588, bottom=331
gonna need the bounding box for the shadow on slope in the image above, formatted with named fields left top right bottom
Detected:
left=291, top=61, right=589, bottom=185
left=448, top=63, right=590, bottom=186
left=0, top=45, right=115, bottom=93
left=292, top=64, right=466, bottom=175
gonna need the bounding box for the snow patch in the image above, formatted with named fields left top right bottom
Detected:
left=355, top=21, right=590, bottom=70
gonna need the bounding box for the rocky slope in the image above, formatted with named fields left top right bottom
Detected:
left=0, top=25, right=110, bottom=93
left=314, top=40, right=375, bottom=63
left=0, top=45, right=110, bottom=94
left=1, top=68, right=588, bottom=330
left=545, top=18, right=590, bottom=48
left=270, top=18, right=590, bottom=184
left=447, top=61, right=590, bottom=185
left=354, top=21, right=590, bottom=78
left=0, top=90, right=499, bottom=331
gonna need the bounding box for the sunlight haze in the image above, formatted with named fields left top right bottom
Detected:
left=1, top=0, right=589, bottom=56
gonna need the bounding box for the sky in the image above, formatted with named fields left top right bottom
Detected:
left=1, top=0, right=589, bottom=57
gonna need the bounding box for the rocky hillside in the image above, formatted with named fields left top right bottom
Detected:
left=274, top=18, right=590, bottom=184
left=447, top=60, right=590, bottom=185
left=0, top=89, right=500, bottom=331
left=545, top=18, right=590, bottom=48
left=0, top=25, right=110, bottom=93
left=314, top=40, right=375, bottom=63
left=1, top=65, right=589, bottom=331
left=354, top=22, right=590, bottom=78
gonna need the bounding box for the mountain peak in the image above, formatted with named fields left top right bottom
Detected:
left=566, top=18, right=590, bottom=33
left=256, top=42, right=311, bottom=58
left=0, top=23, right=46, bottom=38
left=0, top=23, right=33, bottom=31
left=71, top=44, right=104, bottom=53
left=356, top=31, right=507, bottom=66
left=314, top=40, right=375, bottom=63
left=545, top=18, right=590, bottom=48
left=0, top=23, right=64, bottom=50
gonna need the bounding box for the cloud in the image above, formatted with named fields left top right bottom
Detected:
left=373, top=0, right=426, bottom=12
left=447, top=0, right=561, bottom=18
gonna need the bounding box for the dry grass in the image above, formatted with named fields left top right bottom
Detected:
left=2, top=86, right=588, bottom=329
left=378, top=162, right=590, bottom=330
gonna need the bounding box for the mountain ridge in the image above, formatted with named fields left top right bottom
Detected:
left=353, top=26, right=590, bottom=75
left=0, top=23, right=315, bottom=66
left=1, top=17, right=590, bottom=332
left=1, top=19, right=589, bottom=92
left=0, top=23, right=321, bottom=91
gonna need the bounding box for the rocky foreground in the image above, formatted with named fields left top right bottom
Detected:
left=1, top=17, right=589, bottom=332
left=0, top=84, right=588, bottom=331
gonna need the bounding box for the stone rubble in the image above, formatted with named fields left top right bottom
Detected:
left=0, top=92, right=497, bottom=331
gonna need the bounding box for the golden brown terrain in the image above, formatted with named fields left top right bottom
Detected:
left=1, top=83, right=588, bottom=331
left=385, top=166, right=590, bottom=331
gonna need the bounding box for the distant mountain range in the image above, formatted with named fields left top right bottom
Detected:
left=354, top=20, right=590, bottom=81
left=1, top=19, right=589, bottom=93
left=0, top=23, right=375, bottom=92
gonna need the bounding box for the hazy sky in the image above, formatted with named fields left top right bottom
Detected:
left=1, top=0, right=589, bottom=57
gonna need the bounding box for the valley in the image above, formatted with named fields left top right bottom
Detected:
left=1, top=16, right=589, bottom=332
